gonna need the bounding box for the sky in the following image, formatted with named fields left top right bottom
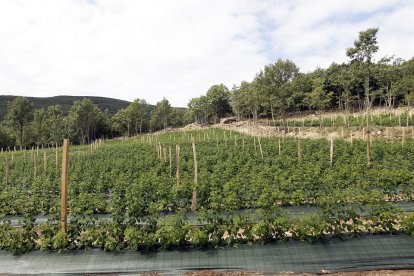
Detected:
left=0, top=0, right=413, bottom=107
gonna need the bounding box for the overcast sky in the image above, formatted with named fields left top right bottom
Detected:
left=0, top=0, right=413, bottom=107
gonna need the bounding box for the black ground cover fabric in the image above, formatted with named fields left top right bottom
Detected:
left=0, top=234, right=413, bottom=275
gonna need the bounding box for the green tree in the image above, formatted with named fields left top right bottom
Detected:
left=0, top=123, right=14, bottom=149
left=67, top=99, right=102, bottom=144
left=256, top=59, right=299, bottom=120
left=289, top=72, right=313, bottom=111
left=46, top=105, right=66, bottom=144
left=305, top=73, right=333, bottom=126
left=125, top=99, right=148, bottom=135
left=205, top=84, right=231, bottom=122
left=169, top=108, right=186, bottom=127
left=187, top=97, right=208, bottom=124
left=396, top=58, right=414, bottom=107
left=32, top=108, right=49, bottom=145
left=230, top=84, right=245, bottom=121
left=5, top=97, right=34, bottom=146
left=346, top=27, right=379, bottom=126
left=112, top=109, right=130, bottom=136
left=150, top=98, right=172, bottom=131
left=375, top=57, right=403, bottom=109
left=239, top=80, right=262, bottom=123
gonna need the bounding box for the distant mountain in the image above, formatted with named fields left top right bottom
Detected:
left=0, top=95, right=132, bottom=118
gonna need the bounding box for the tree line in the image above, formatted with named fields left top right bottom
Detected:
left=0, top=97, right=187, bottom=148
left=1, top=28, right=413, bottom=148
left=187, top=28, right=414, bottom=124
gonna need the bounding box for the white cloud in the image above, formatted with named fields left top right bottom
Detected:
left=0, top=0, right=413, bottom=107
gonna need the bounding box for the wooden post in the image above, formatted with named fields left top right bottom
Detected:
left=60, top=139, right=69, bottom=233
left=163, top=147, right=167, bottom=162
left=55, top=144, right=58, bottom=173
left=367, top=131, right=371, bottom=168
left=298, top=138, right=302, bottom=161
left=258, top=137, right=264, bottom=159
left=169, top=146, right=172, bottom=177
left=4, top=157, right=9, bottom=186
left=330, top=137, right=334, bottom=167
left=402, top=127, right=405, bottom=145
left=176, top=145, right=180, bottom=186
left=190, top=138, right=198, bottom=212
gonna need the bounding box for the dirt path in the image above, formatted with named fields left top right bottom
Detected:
left=214, top=120, right=413, bottom=141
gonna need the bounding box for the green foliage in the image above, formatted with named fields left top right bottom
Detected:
left=188, top=84, right=231, bottom=124
left=155, top=214, right=188, bottom=249
left=403, top=213, right=414, bottom=237
left=1, top=128, right=414, bottom=252
left=0, top=95, right=130, bottom=120
left=150, top=98, right=172, bottom=131
left=5, top=97, right=34, bottom=146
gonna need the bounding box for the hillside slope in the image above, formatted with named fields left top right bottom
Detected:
left=0, top=95, right=131, bottom=118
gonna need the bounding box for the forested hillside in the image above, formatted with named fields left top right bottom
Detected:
left=0, top=95, right=131, bottom=119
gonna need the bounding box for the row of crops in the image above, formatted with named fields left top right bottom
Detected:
left=1, top=128, right=414, bottom=253
left=271, top=110, right=414, bottom=127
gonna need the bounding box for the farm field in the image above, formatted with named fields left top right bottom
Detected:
left=270, top=109, right=414, bottom=128
left=1, top=127, right=414, bottom=254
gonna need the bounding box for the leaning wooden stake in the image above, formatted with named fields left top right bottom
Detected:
left=60, top=139, right=69, bottom=233
left=257, top=137, right=264, bottom=159
left=190, top=138, right=198, bottom=212
left=176, top=145, right=180, bottom=186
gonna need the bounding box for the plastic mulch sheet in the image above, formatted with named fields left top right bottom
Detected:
left=5, top=201, right=414, bottom=227
left=0, top=234, right=414, bottom=275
